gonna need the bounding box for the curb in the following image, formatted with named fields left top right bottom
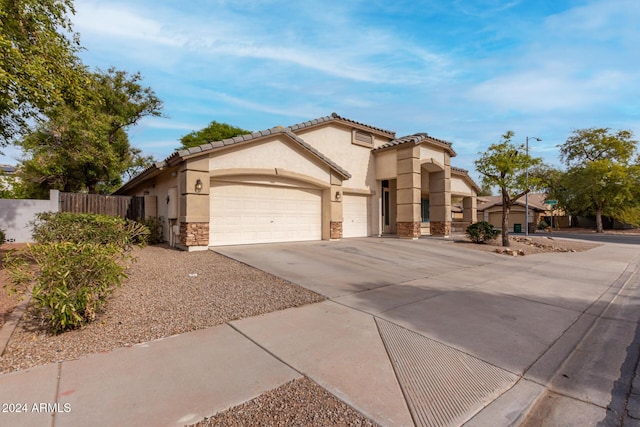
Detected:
left=0, top=292, right=31, bottom=356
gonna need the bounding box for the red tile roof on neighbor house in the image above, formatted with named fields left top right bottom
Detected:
left=476, top=194, right=550, bottom=211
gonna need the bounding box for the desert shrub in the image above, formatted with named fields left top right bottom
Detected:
left=466, top=221, right=499, bottom=244
left=5, top=242, right=130, bottom=333
left=140, top=216, right=164, bottom=245
left=537, top=220, right=549, bottom=230
left=31, top=212, right=149, bottom=250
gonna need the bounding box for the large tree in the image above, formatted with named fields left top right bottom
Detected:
left=179, top=121, right=250, bottom=150
left=0, top=0, right=85, bottom=144
left=558, top=128, right=639, bottom=232
left=475, top=131, right=543, bottom=246
left=16, top=68, right=162, bottom=196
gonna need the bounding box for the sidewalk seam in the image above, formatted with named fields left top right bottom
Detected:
left=226, top=322, right=304, bottom=378
left=51, top=362, right=62, bottom=427
left=226, top=321, right=382, bottom=425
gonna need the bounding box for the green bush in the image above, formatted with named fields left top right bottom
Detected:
left=537, top=220, right=549, bottom=230
left=0, top=228, right=5, bottom=245
left=466, top=221, right=499, bottom=244
left=5, top=242, right=130, bottom=333
left=140, top=216, right=164, bottom=245
left=31, top=212, right=149, bottom=250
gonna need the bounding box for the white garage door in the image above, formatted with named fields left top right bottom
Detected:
left=343, top=194, right=370, bottom=238
left=210, top=181, right=322, bottom=246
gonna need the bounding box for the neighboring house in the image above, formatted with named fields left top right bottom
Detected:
left=0, top=164, right=17, bottom=195
left=0, top=164, right=16, bottom=175
left=114, top=113, right=480, bottom=250
left=477, top=193, right=555, bottom=233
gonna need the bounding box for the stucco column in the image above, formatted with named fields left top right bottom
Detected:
left=396, top=146, right=421, bottom=239
left=463, top=196, right=477, bottom=223
left=324, top=172, right=343, bottom=240
left=178, top=157, right=210, bottom=249
left=429, top=153, right=451, bottom=237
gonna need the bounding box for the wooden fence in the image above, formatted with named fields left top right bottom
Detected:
left=59, top=192, right=144, bottom=220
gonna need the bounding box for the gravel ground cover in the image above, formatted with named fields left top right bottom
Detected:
left=0, top=244, right=324, bottom=373
left=452, top=234, right=601, bottom=255
left=0, top=245, right=26, bottom=329
left=191, top=376, right=380, bottom=427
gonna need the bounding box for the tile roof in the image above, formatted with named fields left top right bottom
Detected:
left=0, top=164, right=16, bottom=174
left=477, top=194, right=550, bottom=211
left=175, top=127, right=351, bottom=179
left=288, top=112, right=396, bottom=137
left=373, top=132, right=457, bottom=156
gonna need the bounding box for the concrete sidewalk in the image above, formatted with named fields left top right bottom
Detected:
left=1, top=237, right=639, bottom=426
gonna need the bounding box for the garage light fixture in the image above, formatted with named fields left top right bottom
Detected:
left=195, top=179, right=203, bottom=193
left=335, top=191, right=341, bottom=201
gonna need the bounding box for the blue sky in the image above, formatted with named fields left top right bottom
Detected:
left=3, top=0, right=640, bottom=183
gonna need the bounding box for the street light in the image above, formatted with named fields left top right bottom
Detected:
left=525, top=136, right=542, bottom=237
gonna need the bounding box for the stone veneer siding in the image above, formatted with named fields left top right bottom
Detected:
left=430, top=221, right=451, bottom=237
left=397, top=221, right=421, bottom=239
left=330, top=221, right=343, bottom=239
left=180, top=222, right=209, bottom=246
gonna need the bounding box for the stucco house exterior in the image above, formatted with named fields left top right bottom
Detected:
left=114, top=113, right=480, bottom=250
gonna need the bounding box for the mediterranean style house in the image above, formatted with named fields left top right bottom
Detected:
left=114, top=113, right=480, bottom=250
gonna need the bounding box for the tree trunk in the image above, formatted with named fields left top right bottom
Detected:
left=502, top=189, right=510, bottom=247
left=595, top=205, right=604, bottom=233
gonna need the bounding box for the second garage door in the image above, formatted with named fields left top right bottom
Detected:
left=210, top=181, right=322, bottom=246
left=342, top=194, right=370, bottom=238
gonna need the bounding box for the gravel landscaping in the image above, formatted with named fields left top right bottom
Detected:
left=191, top=376, right=380, bottom=427
left=0, top=244, right=325, bottom=373
left=453, top=234, right=601, bottom=255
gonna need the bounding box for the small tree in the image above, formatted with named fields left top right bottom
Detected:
left=179, top=121, right=251, bottom=150
left=16, top=67, right=163, bottom=196
left=475, top=131, right=543, bottom=246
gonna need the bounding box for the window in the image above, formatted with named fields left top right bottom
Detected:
left=421, top=198, right=429, bottom=222
left=352, top=130, right=373, bottom=147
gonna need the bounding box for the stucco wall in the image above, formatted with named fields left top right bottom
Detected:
left=451, top=175, right=474, bottom=196
left=420, top=145, right=446, bottom=166
left=210, top=138, right=331, bottom=185
left=149, top=173, right=180, bottom=243
left=0, top=192, right=58, bottom=242
left=375, top=150, right=397, bottom=180
left=295, top=125, right=375, bottom=190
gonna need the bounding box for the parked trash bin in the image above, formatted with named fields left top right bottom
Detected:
left=514, top=223, right=522, bottom=233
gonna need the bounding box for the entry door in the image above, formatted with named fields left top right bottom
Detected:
left=382, top=188, right=391, bottom=234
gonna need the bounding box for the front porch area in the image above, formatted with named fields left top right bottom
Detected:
left=374, top=136, right=479, bottom=239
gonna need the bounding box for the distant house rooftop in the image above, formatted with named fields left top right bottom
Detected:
left=0, top=164, right=16, bottom=175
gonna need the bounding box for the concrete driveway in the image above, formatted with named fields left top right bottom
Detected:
left=216, top=237, right=640, bottom=426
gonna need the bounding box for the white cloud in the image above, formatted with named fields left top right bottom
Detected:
left=74, top=1, right=186, bottom=47
left=73, top=0, right=450, bottom=85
